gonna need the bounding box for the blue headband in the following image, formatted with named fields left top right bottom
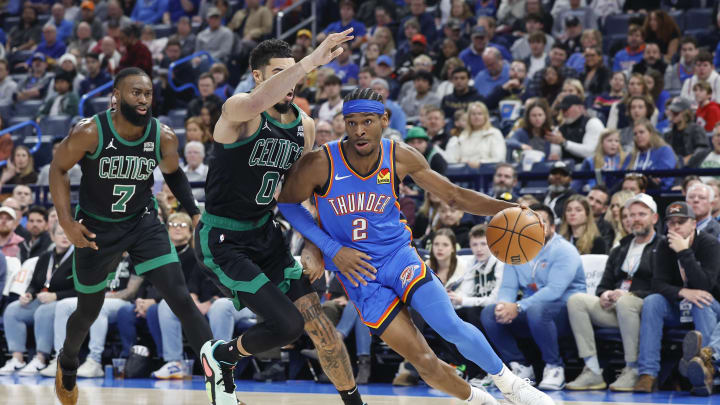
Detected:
left=342, top=99, right=385, bottom=116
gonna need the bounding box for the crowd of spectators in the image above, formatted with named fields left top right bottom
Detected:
left=2, top=0, right=720, bottom=397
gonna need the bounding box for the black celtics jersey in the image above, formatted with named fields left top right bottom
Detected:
left=78, top=110, right=161, bottom=221
left=205, top=103, right=305, bottom=221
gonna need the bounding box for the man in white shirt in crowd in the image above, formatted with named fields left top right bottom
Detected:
left=317, top=74, right=343, bottom=122
left=182, top=141, right=208, bottom=201
left=547, top=95, right=604, bottom=164
left=681, top=50, right=720, bottom=106
left=686, top=183, right=720, bottom=241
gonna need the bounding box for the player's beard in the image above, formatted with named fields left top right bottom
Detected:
left=273, top=98, right=293, bottom=114
left=119, top=99, right=152, bottom=127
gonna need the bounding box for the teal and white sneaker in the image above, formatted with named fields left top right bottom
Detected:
left=201, top=340, right=240, bottom=405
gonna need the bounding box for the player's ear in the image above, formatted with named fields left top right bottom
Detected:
left=252, top=69, right=264, bottom=85
left=380, top=112, right=389, bottom=128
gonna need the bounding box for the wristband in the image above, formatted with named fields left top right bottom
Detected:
left=277, top=202, right=342, bottom=259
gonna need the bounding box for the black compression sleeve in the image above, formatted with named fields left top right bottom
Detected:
left=162, top=168, right=200, bottom=216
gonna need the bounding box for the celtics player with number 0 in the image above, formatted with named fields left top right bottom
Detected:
left=49, top=68, right=214, bottom=405
left=194, top=30, right=366, bottom=405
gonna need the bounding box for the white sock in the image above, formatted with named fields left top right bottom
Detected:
left=584, top=356, right=601, bottom=374
left=466, top=386, right=474, bottom=402
left=490, top=364, right=513, bottom=393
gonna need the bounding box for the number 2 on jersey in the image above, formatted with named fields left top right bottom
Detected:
left=112, top=185, right=136, bottom=212
left=352, top=218, right=367, bottom=241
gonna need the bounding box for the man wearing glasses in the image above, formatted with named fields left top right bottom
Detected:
left=633, top=202, right=720, bottom=392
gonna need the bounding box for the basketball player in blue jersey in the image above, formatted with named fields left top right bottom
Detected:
left=277, top=88, right=555, bottom=405
left=195, top=31, right=367, bottom=405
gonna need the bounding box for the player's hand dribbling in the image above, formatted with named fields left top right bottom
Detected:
left=332, top=247, right=377, bottom=287
left=300, top=28, right=354, bottom=72
left=62, top=219, right=98, bottom=250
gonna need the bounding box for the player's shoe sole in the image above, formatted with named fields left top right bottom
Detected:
left=54, top=353, right=78, bottom=405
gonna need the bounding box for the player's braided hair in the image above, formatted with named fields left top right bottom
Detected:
left=343, top=88, right=384, bottom=105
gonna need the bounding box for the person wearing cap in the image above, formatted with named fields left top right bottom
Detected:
left=543, top=161, right=576, bottom=220
left=53, top=53, right=85, bottom=97
left=566, top=192, right=661, bottom=391
left=693, top=81, right=720, bottom=132
left=511, top=13, right=555, bottom=62
left=195, top=6, right=234, bottom=62
left=552, top=0, right=597, bottom=38
left=0, top=204, right=24, bottom=258
left=613, top=25, right=646, bottom=73
left=6, top=6, right=42, bottom=53
left=459, top=26, right=492, bottom=75
left=76, top=1, right=105, bottom=41
left=130, top=0, right=169, bottom=24
left=399, top=0, right=437, bottom=45
left=399, top=70, right=440, bottom=120
left=685, top=182, right=720, bottom=241
left=664, top=97, right=709, bottom=166
left=13, top=53, right=52, bottom=103
left=633, top=201, right=720, bottom=392
left=481, top=203, right=586, bottom=391
left=472, top=47, right=510, bottom=99
left=631, top=42, right=667, bottom=76
left=395, top=34, right=429, bottom=74
left=546, top=94, right=605, bottom=164
left=405, top=126, right=447, bottom=175
left=433, top=19, right=468, bottom=61
left=441, top=66, right=482, bottom=125
left=45, top=3, right=75, bottom=45
left=316, top=0, right=366, bottom=48
left=35, top=71, right=79, bottom=122
left=296, top=29, right=314, bottom=51
left=370, top=78, right=407, bottom=137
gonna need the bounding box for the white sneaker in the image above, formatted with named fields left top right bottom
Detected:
left=17, top=356, right=46, bottom=376
left=76, top=358, right=104, bottom=378
left=537, top=365, right=565, bottom=391
left=152, top=361, right=184, bottom=380
left=40, top=358, right=57, bottom=377
left=0, top=358, right=26, bottom=375
left=493, top=365, right=555, bottom=405
left=468, top=386, right=499, bottom=404
left=470, top=374, right=495, bottom=388
left=509, top=362, right=535, bottom=384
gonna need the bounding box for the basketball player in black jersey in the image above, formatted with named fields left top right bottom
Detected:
left=49, top=68, right=214, bottom=405
left=194, top=30, right=366, bottom=405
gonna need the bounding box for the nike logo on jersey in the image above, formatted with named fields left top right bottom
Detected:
left=105, top=138, right=117, bottom=150
left=334, top=174, right=352, bottom=181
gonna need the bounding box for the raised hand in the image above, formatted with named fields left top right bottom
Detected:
left=332, top=246, right=376, bottom=287
left=300, top=28, right=354, bottom=72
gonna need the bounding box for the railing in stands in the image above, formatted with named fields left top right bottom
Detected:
left=78, top=81, right=113, bottom=117
left=168, top=51, right=214, bottom=97
left=0, top=120, right=42, bottom=167
left=276, top=0, right=317, bottom=46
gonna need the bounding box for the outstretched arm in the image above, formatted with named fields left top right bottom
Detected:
left=395, top=142, right=517, bottom=216
left=277, top=148, right=376, bottom=286
left=49, top=118, right=99, bottom=249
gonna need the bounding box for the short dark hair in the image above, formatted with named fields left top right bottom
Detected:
left=696, top=50, right=713, bottom=64
left=359, top=66, right=376, bottom=76
left=343, top=88, right=384, bottom=106
left=525, top=13, right=543, bottom=24
left=113, top=67, right=150, bottom=89
left=198, top=72, right=215, bottom=84
left=528, top=31, right=546, bottom=44
left=551, top=42, right=569, bottom=55
left=55, top=70, right=74, bottom=89
left=165, top=39, right=181, bottom=50
left=530, top=203, right=554, bottom=225
left=250, top=39, right=293, bottom=71
left=414, top=70, right=433, bottom=84
left=680, top=36, right=697, bottom=48
left=121, top=23, right=141, bottom=39
left=590, top=184, right=609, bottom=196
left=85, top=52, right=100, bottom=61
left=324, top=74, right=342, bottom=87
left=495, top=162, right=517, bottom=179
left=27, top=205, right=48, bottom=221
left=469, top=224, right=487, bottom=239
left=451, top=66, right=470, bottom=77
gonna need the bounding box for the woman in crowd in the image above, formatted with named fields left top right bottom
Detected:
left=580, top=46, right=610, bottom=96
left=622, top=119, right=678, bottom=189
left=446, top=102, right=506, bottom=166
left=644, top=68, right=670, bottom=122
left=450, top=0, right=477, bottom=36
left=536, top=65, right=564, bottom=106
left=210, top=63, right=234, bottom=102
left=360, top=42, right=381, bottom=69
left=619, top=95, right=656, bottom=151
left=559, top=195, right=608, bottom=254
left=577, top=129, right=626, bottom=192
left=506, top=99, right=559, bottom=160
left=371, top=26, right=396, bottom=58
left=642, top=9, right=681, bottom=62
left=0, top=145, right=38, bottom=186
left=593, top=71, right=626, bottom=123
left=607, top=73, right=657, bottom=130
left=605, top=190, right=635, bottom=247
left=437, top=57, right=465, bottom=98
left=413, top=190, right=444, bottom=240
left=428, top=228, right=463, bottom=286
left=0, top=223, right=74, bottom=375
left=567, top=29, right=603, bottom=73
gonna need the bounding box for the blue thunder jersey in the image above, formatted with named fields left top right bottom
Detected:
left=315, top=138, right=412, bottom=272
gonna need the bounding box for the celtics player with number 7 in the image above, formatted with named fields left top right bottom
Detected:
left=194, top=29, right=367, bottom=405
left=49, top=68, right=214, bottom=405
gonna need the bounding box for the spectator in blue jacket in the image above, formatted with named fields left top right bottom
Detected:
left=316, top=0, right=366, bottom=49
left=459, top=26, right=492, bottom=76
left=35, top=25, right=67, bottom=63
left=481, top=204, right=586, bottom=391
left=473, top=47, right=510, bottom=99
left=45, top=3, right=74, bottom=44
left=621, top=119, right=678, bottom=190
left=131, top=0, right=170, bottom=24
left=613, top=25, right=646, bottom=73
left=166, top=0, right=199, bottom=23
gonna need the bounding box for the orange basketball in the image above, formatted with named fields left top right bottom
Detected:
left=486, top=207, right=545, bottom=265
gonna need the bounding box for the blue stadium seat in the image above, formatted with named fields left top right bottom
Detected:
left=7, top=116, right=35, bottom=139
left=15, top=99, right=43, bottom=117
left=519, top=161, right=553, bottom=195
left=602, top=14, right=634, bottom=36
left=0, top=105, right=12, bottom=123
left=39, top=115, right=72, bottom=137
left=168, top=109, right=187, bottom=129
left=684, top=8, right=713, bottom=29
left=668, top=10, right=684, bottom=31
left=37, top=14, right=50, bottom=25
left=24, top=135, right=54, bottom=168
left=152, top=24, right=175, bottom=38
left=3, top=16, right=20, bottom=31
left=90, top=96, right=112, bottom=116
